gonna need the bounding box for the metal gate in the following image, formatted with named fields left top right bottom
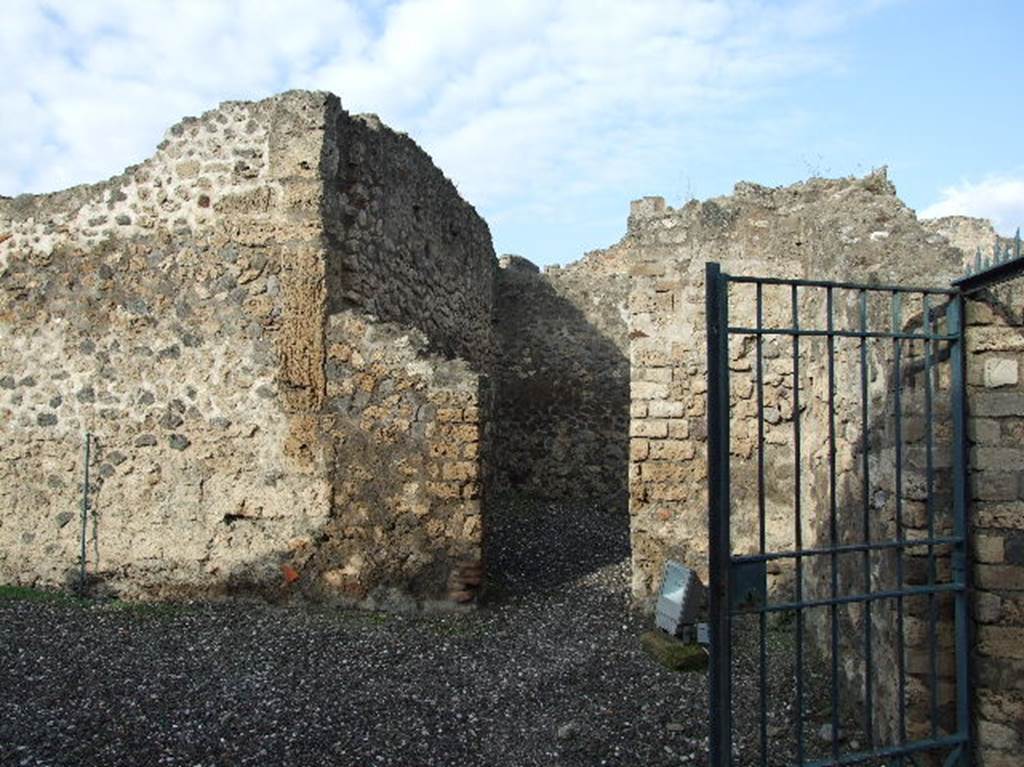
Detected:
left=705, top=262, right=972, bottom=766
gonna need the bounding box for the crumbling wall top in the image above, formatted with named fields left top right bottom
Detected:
left=498, top=254, right=540, bottom=273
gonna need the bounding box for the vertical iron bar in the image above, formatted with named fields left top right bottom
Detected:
left=923, top=295, right=940, bottom=738
left=707, top=262, right=733, bottom=767
left=827, top=287, right=840, bottom=763
left=78, top=432, right=91, bottom=594
left=892, top=292, right=908, bottom=753
left=947, top=296, right=972, bottom=766
left=756, top=282, right=768, bottom=764
left=792, top=283, right=805, bottom=766
left=859, top=290, right=875, bottom=748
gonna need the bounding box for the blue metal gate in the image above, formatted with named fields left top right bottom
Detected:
left=705, top=262, right=972, bottom=766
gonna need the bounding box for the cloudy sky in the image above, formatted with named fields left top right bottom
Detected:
left=3, top=0, right=1022, bottom=265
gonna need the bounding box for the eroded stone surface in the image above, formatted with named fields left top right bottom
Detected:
left=0, top=91, right=493, bottom=608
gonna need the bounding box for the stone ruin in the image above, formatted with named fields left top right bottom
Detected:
left=2, top=89, right=1022, bottom=763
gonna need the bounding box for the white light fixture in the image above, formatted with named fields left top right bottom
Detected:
left=655, top=560, right=704, bottom=637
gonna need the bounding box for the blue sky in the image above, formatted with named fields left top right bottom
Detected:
left=2, top=0, right=1022, bottom=266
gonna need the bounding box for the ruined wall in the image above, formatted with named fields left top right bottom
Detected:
left=493, top=251, right=629, bottom=499
left=321, top=108, right=495, bottom=370
left=314, top=100, right=495, bottom=605
left=624, top=172, right=963, bottom=600
left=624, top=174, right=966, bottom=757
left=923, top=216, right=1000, bottom=268
left=0, top=91, right=494, bottom=607
left=964, top=288, right=1024, bottom=766
left=307, top=312, right=486, bottom=608
left=0, top=93, right=332, bottom=598
left=625, top=174, right=1024, bottom=759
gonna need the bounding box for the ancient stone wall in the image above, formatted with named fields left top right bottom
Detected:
left=624, top=171, right=963, bottom=598
left=624, top=175, right=1024, bottom=759
left=493, top=250, right=630, bottom=499
left=964, top=287, right=1024, bottom=766
left=0, top=91, right=494, bottom=607
left=0, top=92, right=331, bottom=599
left=321, top=107, right=495, bottom=371
left=309, top=311, right=486, bottom=608
left=624, top=174, right=976, bottom=758
left=314, top=98, right=495, bottom=606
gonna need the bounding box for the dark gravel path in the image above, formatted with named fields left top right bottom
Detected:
left=1, top=495, right=836, bottom=766
left=1, top=495, right=712, bottom=767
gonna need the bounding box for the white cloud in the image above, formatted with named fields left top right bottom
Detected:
left=2, top=0, right=882, bottom=246
left=921, top=176, right=1024, bottom=236
left=1, top=0, right=370, bottom=192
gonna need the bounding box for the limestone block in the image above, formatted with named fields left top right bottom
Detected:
left=648, top=440, right=696, bottom=462
left=976, top=565, right=1024, bottom=592
left=974, top=592, right=1002, bottom=623
left=975, top=534, right=1006, bottom=564
left=976, top=501, right=1024, bottom=529
left=648, top=400, right=684, bottom=418
left=973, top=471, right=1020, bottom=502
left=985, top=358, right=1019, bottom=389
left=977, top=719, right=1019, bottom=751
left=973, top=447, right=1024, bottom=471
left=632, top=381, right=669, bottom=400
left=968, top=328, right=1024, bottom=354
left=978, top=689, right=1024, bottom=725
left=969, top=417, right=1002, bottom=445
left=631, top=420, right=668, bottom=439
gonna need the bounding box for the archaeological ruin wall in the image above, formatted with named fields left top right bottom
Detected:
left=963, top=285, right=1024, bottom=765
left=493, top=250, right=630, bottom=500
left=620, top=172, right=979, bottom=754
left=0, top=91, right=494, bottom=608
left=618, top=175, right=1024, bottom=759
left=622, top=171, right=964, bottom=600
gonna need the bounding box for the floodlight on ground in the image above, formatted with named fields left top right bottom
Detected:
left=655, top=560, right=704, bottom=637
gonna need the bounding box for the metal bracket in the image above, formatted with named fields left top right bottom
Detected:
left=729, top=560, right=766, bottom=612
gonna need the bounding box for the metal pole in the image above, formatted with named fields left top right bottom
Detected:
left=947, top=295, right=973, bottom=767
left=706, top=262, right=732, bottom=767
left=79, top=432, right=91, bottom=594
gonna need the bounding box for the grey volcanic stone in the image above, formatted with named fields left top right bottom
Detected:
left=168, top=434, right=191, bottom=450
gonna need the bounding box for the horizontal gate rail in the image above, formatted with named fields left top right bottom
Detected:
left=726, top=273, right=957, bottom=294
left=726, top=326, right=958, bottom=342
left=731, top=535, right=964, bottom=564
left=735, top=582, right=965, bottom=615
left=802, top=734, right=968, bottom=767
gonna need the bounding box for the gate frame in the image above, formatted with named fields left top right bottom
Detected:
left=705, top=262, right=973, bottom=767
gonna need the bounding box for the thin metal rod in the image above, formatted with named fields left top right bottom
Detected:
left=827, top=287, right=840, bottom=764
left=755, top=282, right=768, bottom=765
left=923, top=294, right=940, bottom=738
left=730, top=535, right=963, bottom=565
left=730, top=582, right=964, bottom=615
left=78, top=432, right=91, bottom=594
left=802, top=734, right=968, bottom=767
left=726, top=273, right=956, bottom=295
left=859, top=290, right=875, bottom=748
left=706, top=262, right=733, bottom=767
left=892, top=291, right=908, bottom=749
left=947, top=296, right=973, bottom=760
left=727, top=326, right=956, bottom=342
left=953, top=252, right=1024, bottom=294
left=792, top=283, right=804, bottom=766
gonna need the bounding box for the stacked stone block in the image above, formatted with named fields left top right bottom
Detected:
left=964, top=290, right=1024, bottom=766
left=0, top=91, right=494, bottom=608
left=493, top=250, right=630, bottom=499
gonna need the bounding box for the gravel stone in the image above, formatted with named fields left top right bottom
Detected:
left=0, top=495, right=840, bottom=766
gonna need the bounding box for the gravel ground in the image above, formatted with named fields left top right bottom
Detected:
left=1, top=495, right=842, bottom=767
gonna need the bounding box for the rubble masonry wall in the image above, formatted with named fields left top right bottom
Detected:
left=0, top=91, right=494, bottom=608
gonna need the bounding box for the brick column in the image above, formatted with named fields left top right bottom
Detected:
left=965, top=294, right=1024, bottom=765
